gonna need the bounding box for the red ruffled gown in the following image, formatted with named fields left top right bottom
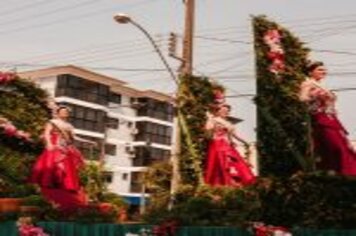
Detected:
left=307, top=88, right=356, bottom=175
left=29, top=120, right=87, bottom=210
left=204, top=124, right=256, bottom=186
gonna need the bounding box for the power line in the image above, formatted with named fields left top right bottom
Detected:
left=226, top=93, right=255, bottom=98
left=0, top=0, right=156, bottom=35
left=1, top=37, right=166, bottom=68
left=332, top=87, right=356, bottom=92
left=0, top=0, right=58, bottom=18
left=2, top=63, right=167, bottom=72
left=0, top=0, right=98, bottom=28
left=195, top=35, right=252, bottom=44
left=314, top=49, right=356, bottom=56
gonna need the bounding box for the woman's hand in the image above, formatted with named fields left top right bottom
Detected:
left=46, top=143, right=55, bottom=151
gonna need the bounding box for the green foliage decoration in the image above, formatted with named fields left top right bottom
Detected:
left=79, top=161, right=107, bottom=202
left=178, top=75, right=220, bottom=186
left=258, top=173, right=356, bottom=229
left=253, top=16, right=313, bottom=176
left=0, top=73, right=51, bottom=199
left=0, top=74, right=51, bottom=153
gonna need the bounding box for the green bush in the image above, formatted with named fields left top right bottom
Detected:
left=101, top=192, right=128, bottom=209
left=22, top=194, right=48, bottom=206
left=79, top=161, right=106, bottom=202
left=144, top=185, right=261, bottom=227
left=144, top=173, right=356, bottom=228
left=258, top=173, right=356, bottom=229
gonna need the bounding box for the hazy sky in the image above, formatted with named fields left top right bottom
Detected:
left=1, top=0, right=356, bottom=141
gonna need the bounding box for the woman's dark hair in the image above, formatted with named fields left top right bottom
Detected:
left=305, top=61, right=324, bottom=74
left=56, top=105, right=71, bottom=113
left=218, top=103, right=231, bottom=111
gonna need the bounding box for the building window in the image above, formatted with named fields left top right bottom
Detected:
left=135, top=121, right=172, bottom=145
left=63, top=103, right=105, bottom=133
left=106, top=117, right=119, bottom=129
left=130, top=172, right=144, bottom=193
left=102, top=171, right=113, bottom=183
left=105, top=143, right=116, bottom=156
left=74, top=135, right=101, bottom=160
left=56, top=74, right=109, bottom=105
left=137, top=98, right=173, bottom=122
left=109, top=92, right=121, bottom=104
left=122, top=173, right=128, bottom=180
left=133, top=146, right=170, bottom=166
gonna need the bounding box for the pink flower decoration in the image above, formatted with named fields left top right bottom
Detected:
left=269, top=59, right=285, bottom=74
left=16, top=130, right=32, bottom=141
left=253, top=222, right=291, bottom=236
left=213, top=89, right=225, bottom=104
left=263, top=29, right=281, bottom=45
left=19, top=225, right=49, bottom=236
left=2, top=123, right=17, bottom=136
left=98, top=202, right=114, bottom=214
left=267, top=51, right=284, bottom=61
left=263, top=29, right=285, bottom=76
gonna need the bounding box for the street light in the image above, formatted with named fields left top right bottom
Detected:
left=113, top=13, right=178, bottom=85
left=113, top=13, right=181, bottom=210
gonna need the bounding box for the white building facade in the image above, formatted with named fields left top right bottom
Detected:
left=20, top=65, right=174, bottom=205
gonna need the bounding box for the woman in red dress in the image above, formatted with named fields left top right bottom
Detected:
left=30, top=106, right=96, bottom=210
left=299, top=61, right=356, bottom=175
left=204, top=104, right=256, bottom=186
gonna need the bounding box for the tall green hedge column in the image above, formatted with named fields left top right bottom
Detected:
left=253, top=16, right=314, bottom=177
left=178, top=75, right=217, bottom=186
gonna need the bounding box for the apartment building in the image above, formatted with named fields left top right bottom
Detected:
left=19, top=65, right=174, bottom=205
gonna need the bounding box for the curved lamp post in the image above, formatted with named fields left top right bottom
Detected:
left=114, top=13, right=181, bottom=212
left=113, top=13, right=178, bottom=85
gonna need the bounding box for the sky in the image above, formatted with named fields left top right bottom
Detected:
left=1, top=0, right=356, bottom=141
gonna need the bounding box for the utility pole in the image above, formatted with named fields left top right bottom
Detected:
left=181, top=0, right=195, bottom=75
left=169, top=0, right=195, bottom=209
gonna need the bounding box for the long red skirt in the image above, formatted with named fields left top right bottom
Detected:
left=204, top=139, right=256, bottom=186
left=30, top=145, right=87, bottom=210
left=312, top=112, right=356, bottom=175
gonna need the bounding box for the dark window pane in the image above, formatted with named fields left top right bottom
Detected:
left=105, top=144, right=116, bottom=155
left=103, top=171, right=113, bottom=183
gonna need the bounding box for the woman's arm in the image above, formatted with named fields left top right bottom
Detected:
left=44, top=122, right=55, bottom=150
left=66, top=123, right=97, bottom=146
left=73, top=134, right=97, bottom=146
left=299, top=80, right=315, bottom=102
left=231, top=129, right=249, bottom=146
left=205, top=112, right=216, bottom=131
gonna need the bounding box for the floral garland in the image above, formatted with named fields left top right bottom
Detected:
left=263, top=29, right=285, bottom=76
left=0, top=73, right=30, bottom=142
left=0, top=71, right=51, bottom=152
left=0, top=117, right=32, bottom=141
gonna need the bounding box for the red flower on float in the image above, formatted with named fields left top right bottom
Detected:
left=269, top=59, right=285, bottom=74
left=0, top=118, right=32, bottom=141
left=263, top=29, right=285, bottom=75
left=253, top=222, right=292, bottom=236
left=0, top=71, right=15, bottom=84
left=263, top=29, right=282, bottom=45
left=98, top=202, right=114, bottom=214
left=213, top=88, right=225, bottom=104
left=2, top=123, right=17, bottom=136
